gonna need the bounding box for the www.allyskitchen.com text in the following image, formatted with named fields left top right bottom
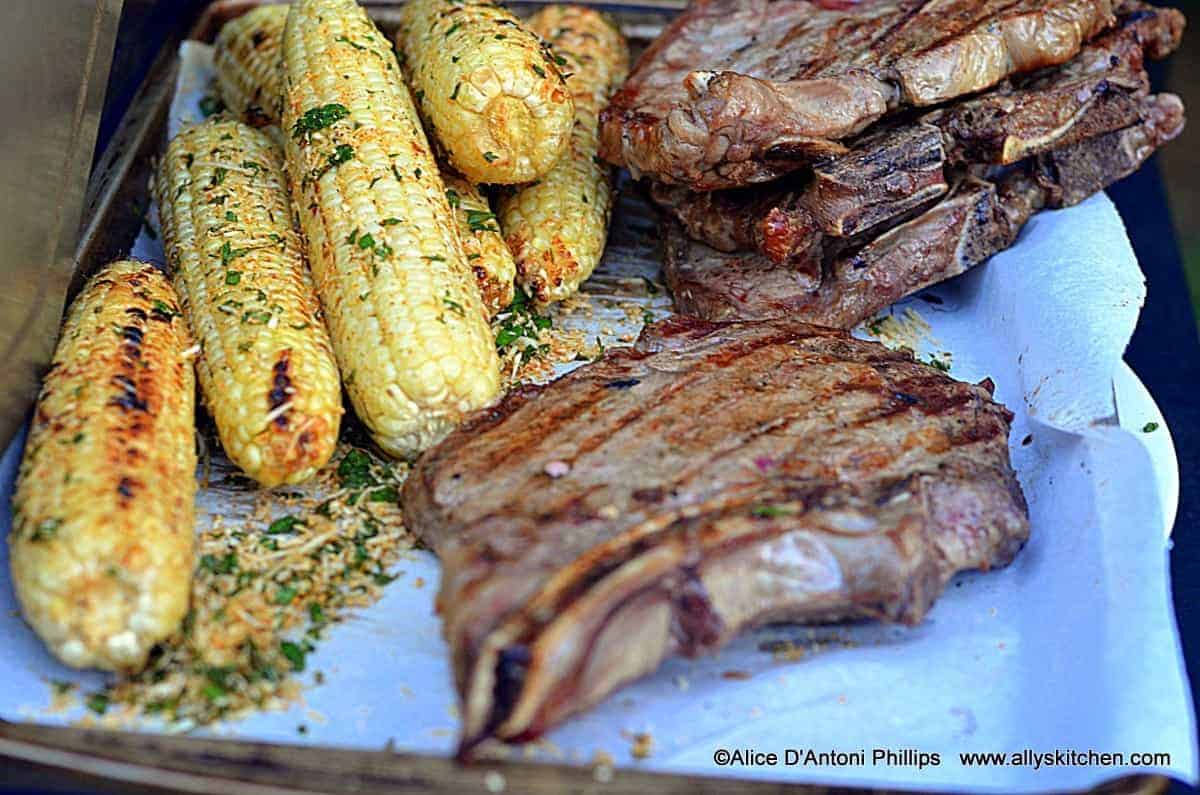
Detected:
left=711, top=747, right=1172, bottom=771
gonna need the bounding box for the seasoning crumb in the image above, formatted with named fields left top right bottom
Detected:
left=592, top=750, right=616, bottom=782
left=1021, top=434, right=1034, bottom=446
left=623, top=730, right=654, bottom=759
left=722, top=670, right=752, bottom=681
left=483, top=770, right=506, bottom=793
left=65, top=443, right=412, bottom=730
left=544, top=460, right=571, bottom=478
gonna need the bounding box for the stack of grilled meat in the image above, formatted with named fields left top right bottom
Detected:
left=599, top=0, right=1186, bottom=326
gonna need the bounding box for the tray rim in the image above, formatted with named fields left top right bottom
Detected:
left=3, top=1, right=1178, bottom=793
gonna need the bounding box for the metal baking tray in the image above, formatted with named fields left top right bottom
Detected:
left=0, top=2, right=1176, bottom=793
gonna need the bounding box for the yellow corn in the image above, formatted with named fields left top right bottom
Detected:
left=213, top=5, right=288, bottom=130
left=443, top=172, right=515, bottom=317
left=282, top=0, right=500, bottom=458
left=156, top=118, right=342, bottom=486
left=9, top=261, right=196, bottom=672
left=497, top=6, right=629, bottom=304
left=396, top=0, right=575, bottom=184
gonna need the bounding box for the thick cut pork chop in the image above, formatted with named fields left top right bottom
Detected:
left=649, top=1, right=1184, bottom=266
left=403, top=317, right=1030, bottom=752
left=599, top=0, right=1117, bottom=188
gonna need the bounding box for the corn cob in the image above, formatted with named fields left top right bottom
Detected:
left=9, top=261, right=196, bottom=672
left=442, top=172, right=515, bottom=317
left=282, top=0, right=501, bottom=458
left=156, top=118, right=342, bottom=486
left=497, top=6, right=629, bottom=304
left=213, top=5, right=288, bottom=130
left=396, top=0, right=575, bottom=185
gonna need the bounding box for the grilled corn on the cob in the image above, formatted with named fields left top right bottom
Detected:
left=396, top=0, right=575, bottom=184
left=282, top=0, right=500, bottom=458
left=156, top=118, right=342, bottom=486
left=214, top=5, right=288, bottom=129
left=9, top=260, right=196, bottom=672
left=443, top=173, right=515, bottom=317
left=497, top=6, right=629, bottom=304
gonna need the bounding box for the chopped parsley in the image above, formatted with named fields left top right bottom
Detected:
left=337, top=449, right=375, bottom=489
left=482, top=151, right=499, bottom=163
left=1143, top=422, right=1160, bottom=433
left=198, top=95, right=224, bottom=117
left=267, top=516, right=301, bottom=535
left=29, top=518, right=61, bottom=543
left=224, top=270, right=241, bottom=286
left=220, top=241, right=249, bottom=266
left=752, top=505, right=795, bottom=518
left=494, top=286, right=551, bottom=363
left=465, top=209, right=497, bottom=233
left=291, top=103, right=350, bottom=141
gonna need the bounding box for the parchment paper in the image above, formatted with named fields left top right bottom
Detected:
left=0, top=41, right=1193, bottom=793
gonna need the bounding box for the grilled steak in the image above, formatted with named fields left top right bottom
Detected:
left=403, top=316, right=1030, bottom=752
left=650, top=2, right=1183, bottom=265
left=663, top=174, right=1037, bottom=326
left=663, top=93, right=1184, bottom=327
left=599, top=0, right=1118, bottom=188
left=650, top=122, right=948, bottom=266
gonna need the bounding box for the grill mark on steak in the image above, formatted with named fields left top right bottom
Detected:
left=404, top=318, right=1029, bottom=751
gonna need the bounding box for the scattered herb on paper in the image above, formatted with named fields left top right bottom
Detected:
left=73, top=445, right=412, bottom=730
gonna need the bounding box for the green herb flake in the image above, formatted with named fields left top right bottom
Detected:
left=225, top=211, right=238, bottom=222
left=274, top=585, right=299, bottom=606
left=280, top=641, right=307, bottom=671
left=751, top=505, right=794, bottom=518
left=267, top=516, right=301, bottom=535
left=381, top=217, right=401, bottom=226
left=337, top=449, right=376, bottom=490
left=483, top=151, right=499, bottom=163
left=465, top=209, right=497, bottom=233
left=327, top=143, right=355, bottom=168
left=29, top=518, right=61, bottom=543
left=199, top=95, right=224, bottom=117
left=291, top=103, right=350, bottom=141
left=224, top=270, right=241, bottom=286
left=367, top=486, right=398, bottom=503
left=86, top=692, right=110, bottom=715
left=1143, top=422, right=1160, bottom=433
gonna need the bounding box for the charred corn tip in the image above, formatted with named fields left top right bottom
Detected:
left=397, top=0, right=576, bottom=184
left=283, top=0, right=500, bottom=457
left=214, top=4, right=288, bottom=129
left=498, top=5, right=630, bottom=304
left=156, top=118, right=343, bottom=486
left=9, top=260, right=196, bottom=672
left=443, top=173, right=516, bottom=318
